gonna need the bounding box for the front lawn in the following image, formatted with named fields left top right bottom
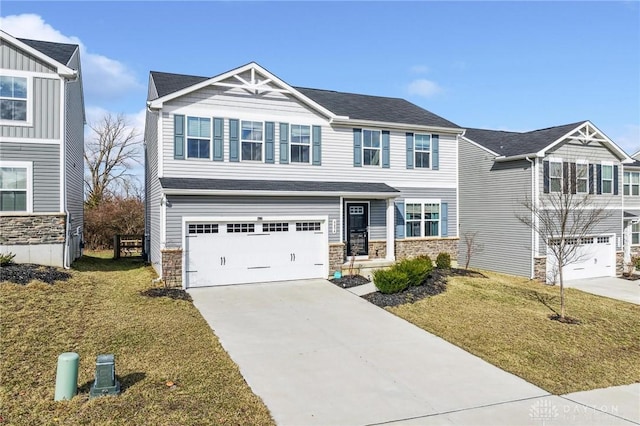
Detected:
left=0, top=253, right=273, bottom=425
left=389, top=270, right=640, bottom=395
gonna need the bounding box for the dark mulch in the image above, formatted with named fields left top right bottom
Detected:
left=363, top=268, right=486, bottom=308
left=140, top=287, right=192, bottom=302
left=0, top=263, right=72, bottom=285
left=549, top=314, right=582, bottom=324
left=621, top=274, right=640, bottom=281
left=329, top=274, right=370, bottom=288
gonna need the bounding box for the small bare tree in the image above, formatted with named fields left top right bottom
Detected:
left=518, top=165, right=612, bottom=320
left=462, top=231, right=483, bottom=270
left=85, top=113, right=141, bottom=206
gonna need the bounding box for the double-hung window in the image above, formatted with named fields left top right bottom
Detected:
left=290, top=124, right=311, bottom=163
left=601, top=164, right=613, bottom=194
left=0, top=162, right=31, bottom=212
left=633, top=222, right=640, bottom=245
left=0, top=75, right=29, bottom=123
left=576, top=162, right=588, bottom=193
left=415, top=134, right=431, bottom=168
left=241, top=121, right=263, bottom=161
left=405, top=200, right=440, bottom=238
left=363, top=130, right=380, bottom=166
left=549, top=160, right=562, bottom=193
left=624, top=172, right=640, bottom=196
left=187, top=117, right=211, bottom=159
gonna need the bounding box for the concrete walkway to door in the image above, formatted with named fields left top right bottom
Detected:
left=189, top=280, right=636, bottom=425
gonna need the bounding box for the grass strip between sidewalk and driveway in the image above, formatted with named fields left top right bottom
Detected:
left=0, top=252, right=274, bottom=425
left=389, top=270, right=640, bottom=395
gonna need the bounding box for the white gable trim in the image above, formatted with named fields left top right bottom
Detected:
left=0, top=30, right=77, bottom=78
left=537, top=121, right=632, bottom=162
left=147, top=62, right=338, bottom=119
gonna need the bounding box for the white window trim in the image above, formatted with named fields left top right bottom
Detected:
left=290, top=124, right=311, bottom=164
left=404, top=198, right=441, bottom=238
left=624, top=171, right=640, bottom=197
left=632, top=222, right=640, bottom=246
left=601, top=161, right=614, bottom=194
left=185, top=116, right=212, bottom=160
left=241, top=120, right=264, bottom=162
left=548, top=158, right=563, bottom=193
left=0, top=70, right=33, bottom=127
left=575, top=160, right=589, bottom=194
left=414, top=133, right=432, bottom=170
left=0, top=161, right=33, bottom=213
left=362, top=129, right=381, bottom=167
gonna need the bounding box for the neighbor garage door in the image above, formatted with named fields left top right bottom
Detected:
left=185, top=218, right=327, bottom=287
left=546, top=235, right=615, bottom=282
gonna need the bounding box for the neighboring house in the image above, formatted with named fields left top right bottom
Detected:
left=0, top=31, right=85, bottom=267
left=622, top=150, right=640, bottom=268
left=144, top=62, right=463, bottom=288
left=458, top=121, right=633, bottom=282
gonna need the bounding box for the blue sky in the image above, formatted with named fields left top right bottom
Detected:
left=2, top=1, right=639, bottom=155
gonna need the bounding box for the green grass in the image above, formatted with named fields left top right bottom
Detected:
left=389, top=270, right=640, bottom=395
left=0, top=252, right=274, bottom=425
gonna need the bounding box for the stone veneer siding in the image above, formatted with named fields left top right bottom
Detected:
left=328, top=243, right=345, bottom=276
left=0, top=213, right=66, bottom=245
left=368, top=240, right=386, bottom=259
left=395, top=238, right=458, bottom=261
left=533, top=257, right=546, bottom=282
left=161, top=249, right=183, bottom=287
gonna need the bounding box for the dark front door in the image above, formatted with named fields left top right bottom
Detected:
left=346, top=203, right=368, bottom=256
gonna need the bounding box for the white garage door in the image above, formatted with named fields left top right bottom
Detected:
left=546, top=235, right=615, bottom=282
left=185, top=219, right=327, bottom=288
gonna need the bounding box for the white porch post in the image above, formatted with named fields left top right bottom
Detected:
left=386, top=198, right=395, bottom=261
left=624, top=220, right=632, bottom=266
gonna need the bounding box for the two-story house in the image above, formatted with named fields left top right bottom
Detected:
left=144, top=62, right=462, bottom=288
left=622, top=150, right=640, bottom=268
left=458, top=121, right=632, bottom=282
left=0, top=31, right=85, bottom=267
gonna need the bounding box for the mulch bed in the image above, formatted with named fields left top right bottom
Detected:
left=329, top=274, right=370, bottom=288
left=620, top=274, right=640, bottom=281
left=140, top=287, right=192, bottom=302
left=0, top=263, right=71, bottom=285
left=363, top=268, right=486, bottom=308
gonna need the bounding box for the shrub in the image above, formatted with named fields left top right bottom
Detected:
left=436, top=252, right=451, bottom=269
left=373, top=269, right=409, bottom=294
left=84, top=196, right=144, bottom=250
left=416, top=254, right=433, bottom=270
left=396, top=257, right=432, bottom=286
left=634, top=256, right=640, bottom=270
left=0, top=252, right=16, bottom=266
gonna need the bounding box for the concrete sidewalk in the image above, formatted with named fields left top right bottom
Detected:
left=564, top=276, right=640, bottom=305
left=190, top=279, right=638, bottom=425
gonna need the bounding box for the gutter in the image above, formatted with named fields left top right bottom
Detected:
left=161, top=188, right=401, bottom=199
left=494, top=153, right=541, bottom=162
left=329, top=117, right=465, bottom=135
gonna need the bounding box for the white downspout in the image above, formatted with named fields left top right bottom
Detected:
left=61, top=77, right=70, bottom=269
left=526, top=156, right=536, bottom=279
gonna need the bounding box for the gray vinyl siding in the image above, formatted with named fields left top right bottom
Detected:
left=0, top=77, right=61, bottom=140
left=396, top=187, right=458, bottom=238
left=145, top=83, right=162, bottom=273
left=0, top=39, right=56, bottom=73
left=160, top=83, right=458, bottom=190
left=64, top=49, right=84, bottom=261
left=0, top=143, right=60, bottom=212
left=164, top=196, right=341, bottom=248
left=369, top=199, right=386, bottom=240
left=458, top=139, right=533, bottom=277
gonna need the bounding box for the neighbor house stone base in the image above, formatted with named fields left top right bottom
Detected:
left=328, top=243, right=345, bottom=276
left=0, top=213, right=67, bottom=267
left=161, top=248, right=183, bottom=287
left=616, top=251, right=624, bottom=276
left=533, top=256, right=547, bottom=282
left=394, top=237, right=458, bottom=261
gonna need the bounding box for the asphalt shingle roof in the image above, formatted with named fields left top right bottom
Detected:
left=160, top=177, right=400, bottom=194
left=17, top=38, right=77, bottom=66
left=149, top=70, right=460, bottom=129
left=464, top=121, right=586, bottom=157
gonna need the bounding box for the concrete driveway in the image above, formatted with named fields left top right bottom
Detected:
left=564, top=276, right=640, bottom=305
left=189, top=280, right=638, bottom=425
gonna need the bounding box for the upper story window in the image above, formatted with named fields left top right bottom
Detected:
left=576, top=163, right=588, bottom=193
left=0, top=75, right=28, bottom=122
left=290, top=124, right=311, bottom=163
left=187, top=117, right=211, bottom=159
left=633, top=222, right=640, bottom=245
left=601, top=164, right=613, bottom=194
left=549, top=160, right=562, bottom=193
left=0, top=161, right=32, bottom=212
left=415, top=134, right=431, bottom=168
left=363, top=130, right=381, bottom=166
left=241, top=121, right=263, bottom=161
left=624, top=171, right=640, bottom=196
left=405, top=201, right=440, bottom=238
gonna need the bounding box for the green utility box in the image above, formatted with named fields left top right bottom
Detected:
left=89, top=354, right=121, bottom=398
